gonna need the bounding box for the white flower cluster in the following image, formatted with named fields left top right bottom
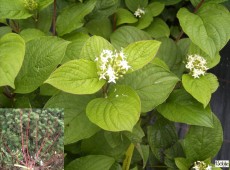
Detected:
left=185, top=54, right=208, bottom=78
left=95, top=49, right=131, bottom=83
left=192, top=161, right=212, bottom=170
left=134, top=8, right=145, bottom=18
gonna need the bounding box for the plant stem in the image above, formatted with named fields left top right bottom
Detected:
left=102, top=83, right=110, bottom=97
left=176, top=0, right=205, bottom=42
left=52, top=0, right=57, bottom=36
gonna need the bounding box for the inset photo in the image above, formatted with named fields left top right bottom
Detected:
left=0, top=108, right=64, bottom=170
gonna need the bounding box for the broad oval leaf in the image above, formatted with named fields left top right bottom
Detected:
left=190, top=0, right=228, bottom=7
left=56, top=0, right=96, bottom=36
left=182, top=73, right=219, bottom=107
left=0, top=0, right=32, bottom=19
left=177, top=4, right=230, bottom=58
left=110, top=26, right=152, bottom=49
left=14, top=36, right=69, bottom=93
left=115, top=8, right=138, bottom=26
left=81, top=131, right=130, bottom=159
left=119, top=63, right=179, bottom=112
left=65, top=155, right=115, bottom=170
left=157, top=89, right=214, bottom=127
left=152, top=0, right=182, bottom=5
left=147, top=114, right=178, bottom=161
left=0, top=33, right=25, bottom=88
left=85, top=18, right=113, bottom=40
left=19, top=28, right=45, bottom=42
left=86, top=85, right=141, bottom=131
left=133, top=12, right=153, bottom=30
left=188, top=42, right=221, bottom=69
left=81, top=35, right=115, bottom=61
left=45, top=59, right=105, bottom=94
left=182, top=114, right=223, bottom=162
left=146, top=2, right=165, bottom=17
left=62, top=33, right=90, bottom=64
left=125, top=0, right=148, bottom=12
left=144, top=18, right=170, bottom=39
left=124, top=40, right=161, bottom=72
left=44, top=92, right=100, bottom=145
left=88, top=0, right=120, bottom=19
left=155, top=37, right=179, bottom=69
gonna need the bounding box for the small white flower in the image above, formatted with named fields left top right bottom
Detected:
left=206, top=165, right=212, bottom=170
left=119, top=60, right=131, bottom=71
left=134, top=8, right=145, bottom=18
left=186, top=54, right=208, bottom=79
left=40, top=160, right=43, bottom=166
left=96, top=49, right=131, bottom=84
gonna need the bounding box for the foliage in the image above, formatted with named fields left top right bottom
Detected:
left=0, top=0, right=229, bottom=169
left=0, top=108, right=64, bottom=170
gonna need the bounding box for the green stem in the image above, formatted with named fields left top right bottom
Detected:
left=102, top=83, right=110, bottom=98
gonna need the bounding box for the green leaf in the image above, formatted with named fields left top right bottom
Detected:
left=125, top=0, right=148, bottom=12
left=45, top=59, right=105, bottom=94
left=119, top=63, right=179, bottom=112
left=44, top=92, right=100, bottom=145
left=0, top=26, right=12, bottom=38
left=157, top=89, right=214, bottom=127
left=40, top=84, right=59, bottom=96
left=86, top=85, right=141, bottom=131
left=0, top=33, right=25, bottom=88
left=146, top=2, right=165, bottom=17
left=110, top=163, right=122, bottom=170
left=85, top=18, right=113, bottom=40
left=19, top=28, right=45, bottom=42
left=81, top=35, right=115, bottom=61
left=188, top=42, right=221, bottom=69
left=151, top=0, right=182, bottom=5
left=110, top=26, right=152, bottom=49
left=182, top=114, right=223, bottom=162
left=190, top=0, right=228, bottom=7
left=122, top=123, right=145, bottom=144
left=65, top=155, right=115, bottom=170
left=144, top=18, right=170, bottom=39
left=56, top=0, right=96, bottom=36
left=81, top=131, right=130, bottom=159
left=115, top=8, right=138, bottom=26
left=18, top=5, right=53, bottom=33
left=164, top=142, right=185, bottom=169
left=0, top=0, right=32, bottom=19
left=124, top=40, right=161, bottom=72
left=147, top=114, right=178, bottom=161
left=62, top=33, right=90, bottom=63
left=14, top=36, right=69, bottom=93
left=133, top=12, right=153, bottom=30
left=155, top=38, right=179, bottom=69
left=135, top=144, right=149, bottom=168
left=182, top=73, right=219, bottom=107
left=175, top=157, right=191, bottom=170
left=177, top=4, right=230, bottom=58
left=88, top=0, right=119, bottom=19
left=37, top=0, right=53, bottom=10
